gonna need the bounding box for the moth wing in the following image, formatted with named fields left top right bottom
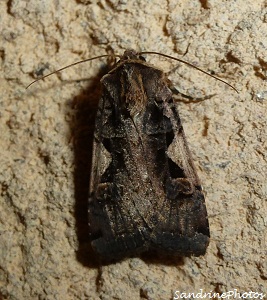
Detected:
left=88, top=94, right=150, bottom=260
left=149, top=99, right=210, bottom=256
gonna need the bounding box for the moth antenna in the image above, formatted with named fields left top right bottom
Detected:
left=141, top=51, right=238, bottom=93
left=26, top=54, right=120, bottom=89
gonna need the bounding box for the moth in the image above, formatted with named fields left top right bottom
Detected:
left=88, top=49, right=210, bottom=260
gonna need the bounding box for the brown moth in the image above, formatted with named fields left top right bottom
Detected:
left=88, top=49, right=210, bottom=260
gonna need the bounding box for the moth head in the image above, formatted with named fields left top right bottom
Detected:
left=120, top=49, right=146, bottom=62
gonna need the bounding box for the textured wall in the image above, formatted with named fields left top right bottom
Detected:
left=0, top=0, right=266, bottom=299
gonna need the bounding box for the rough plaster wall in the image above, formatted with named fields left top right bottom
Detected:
left=0, top=0, right=266, bottom=299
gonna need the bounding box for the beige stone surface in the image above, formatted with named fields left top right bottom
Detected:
left=0, top=0, right=266, bottom=299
